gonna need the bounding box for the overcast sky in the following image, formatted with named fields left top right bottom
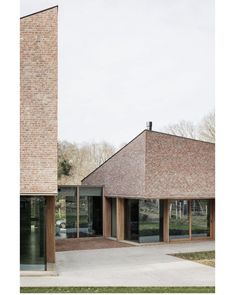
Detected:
left=21, top=0, right=214, bottom=147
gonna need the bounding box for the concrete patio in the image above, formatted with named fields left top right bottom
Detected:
left=21, top=240, right=215, bottom=287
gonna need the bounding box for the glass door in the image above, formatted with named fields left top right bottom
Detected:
left=20, top=196, right=46, bottom=271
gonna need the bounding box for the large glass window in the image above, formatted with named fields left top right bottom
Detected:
left=20, top=196, right=46, bottom=271
left=125, top=199, right=163, bottom=243
left=79, top=187, right=103, bottom=237
left=191, top=200, right=210, bottom=237
left=139, top=199, right=164, bottom=243
left=169, top=200, right=189, bottom=240
left=125, top=199, right=139, bottom=242
left=56, top=187, right=77, bottom=239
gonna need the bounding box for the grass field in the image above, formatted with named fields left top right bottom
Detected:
left=171, top=250, right=215, bottom=267
left=20, top=286, right=215, bottom=293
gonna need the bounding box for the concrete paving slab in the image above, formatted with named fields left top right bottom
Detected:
left=21, top=240, right=215, bottom=287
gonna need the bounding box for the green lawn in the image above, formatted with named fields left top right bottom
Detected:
left=20, top=286, right=215, bottom=293
left=171, top=251, right=215, bottom=267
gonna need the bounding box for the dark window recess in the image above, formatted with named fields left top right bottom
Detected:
left=79, top=195, right=103, bottom=237
left=20, top=196, right=46, bottom=271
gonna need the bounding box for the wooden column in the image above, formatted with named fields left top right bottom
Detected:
left=210, top=198, right=215, bottom=240
left=103, top=196, right=111, bottom=237
left=163, top=199, right=170, bottom=243
left=116, top=198, right=125, bottom=240
left=77, top=186, right=80, bottom=238
left=46, top=195, right=55, bottom=263
left=189, top=200, right=192, bottom=240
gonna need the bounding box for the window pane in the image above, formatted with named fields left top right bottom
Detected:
left=125, top=199, right=139, bottom=242
left=56, top=187, right=77, bottom=239
left=79, top=196, right=89, bottom=237
left=20, top=196, right=46, bottom=271
left=192, top=200, right=210, bottom=237
left=139, top=199, right=163, bottom=243
left=169, top=200, right=189, bottom=240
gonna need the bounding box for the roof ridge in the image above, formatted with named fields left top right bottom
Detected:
left=146, top=129, right=215, bottom=144
left=20, top=5, right=58, bottom=19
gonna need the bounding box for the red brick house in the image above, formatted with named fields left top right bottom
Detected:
left=82, top=129, right=215, bottom=242
left=57, top=129, right=215, bottom=244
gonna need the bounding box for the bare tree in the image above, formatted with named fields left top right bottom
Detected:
left=58, top=141, right=116, bottom=185
left=163, top=120, right=197, bottom=139
left=198, top=112, right=215, bottom=143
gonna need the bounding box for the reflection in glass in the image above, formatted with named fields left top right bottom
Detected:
left=20, top=197, right=46, bottom=270
left=56, top=187, right=77, bottom=239
left=169, top=200, right=189, bottom=240
left=192, top=200, right=210, bottom=237
left=124, top=199, right=164, bottom=243
left=139, top=199, right=163, bottom=243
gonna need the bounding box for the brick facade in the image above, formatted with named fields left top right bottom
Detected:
left=20, top=7, right=58, bottom=194
left=82, top=130, right=215, bottom=199
left=145, top=131, right=215, bottom=199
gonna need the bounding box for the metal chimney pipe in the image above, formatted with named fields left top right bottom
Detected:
left=146, top=121, right=152, bottom=131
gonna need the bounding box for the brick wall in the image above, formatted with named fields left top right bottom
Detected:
left=20, top=7, right=58, bottom=194
left=145, top=131, right=215, bottom=199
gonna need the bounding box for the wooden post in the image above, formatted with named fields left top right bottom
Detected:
left=163, top=199, right=170, bottom=243
left=116, top=198, right=125, bottom=240
left=103, top=196, right=111, bottom=237
left=46, top=195, right=55, bottom=263
left=189, top=200, right=192, bottom=240
left=77, top=186, right=80, bottom=238
left=210, top=199, right=215, bottom=240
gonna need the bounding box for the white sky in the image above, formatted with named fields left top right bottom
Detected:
left=21, top=0, right=214, bottom=147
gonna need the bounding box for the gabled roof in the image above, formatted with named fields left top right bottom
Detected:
left=82, top=129, right=213, bottom=183
left=82, top=129, right=215, bottom=199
